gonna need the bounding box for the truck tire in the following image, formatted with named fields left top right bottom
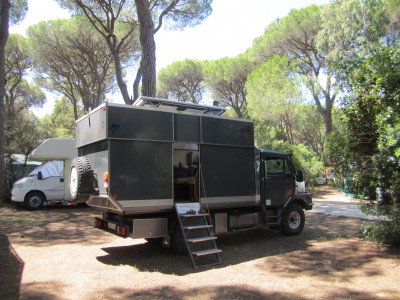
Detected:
left=70, top=157, right=93, bottom=201
left=25, top=192, right=45, bottom=210
left=170, top=226, right=188, bottom=254
left=281, top=203, right=305, bottom=236
left=145, top=238, right=163, bottom=247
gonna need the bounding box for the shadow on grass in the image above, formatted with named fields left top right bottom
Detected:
left=0, top=204, right=109, bottom=247
left=96, top=214, right=368, bottom=275
left=0, top=234, right=24, bottom=300
left=91, top=285, right=387, bottom=300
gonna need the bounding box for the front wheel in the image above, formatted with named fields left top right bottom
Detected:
left=281, top=203, right=305, bottom=236
left=25, top=192, right=45, bottom=210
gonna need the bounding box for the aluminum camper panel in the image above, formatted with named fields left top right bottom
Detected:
left=109, top=140, right=172, bottom=201
left=201, top=117, right=254, bottom=147
left=107, top=105, right=173, bottom=141
left=76, top=106, right=107, bottom=148
left=199, top=145, right=255, bottom=199
left=78, top=140, right=109, bottom=195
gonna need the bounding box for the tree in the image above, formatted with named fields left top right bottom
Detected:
left=246, top=55, right=300, bottom=144
left=204, top=55, right=254, bottom=118
left=57, top=0, right=140, bottom=104
left=59, top=0, right=212, bottom=100
left=157, top=59, right=204, bottom=103
left=0, top=0, right=27, bottom=200
left=251, top=5, right=338, bottom=134
left=28, top=17, right=121, bottom=119
left=5, top=34, right=45, bottom=118
left=343, top=43, right=400, bottom=245
left=41, top=98, right=82, bottom=138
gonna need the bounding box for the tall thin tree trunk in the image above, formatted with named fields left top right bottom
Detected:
left=135, top=0, right=156, bottom=97
left=0, top=0, right=10, bottom=200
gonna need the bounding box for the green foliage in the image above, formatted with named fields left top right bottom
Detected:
left=247, top=55, right=300, bottom=144
left=10, top=0, right=27, bottom=25
left=204, top=55, right=254, bottom=118
left=41, top=98, right=82, bottom=138
left=361, top=221, right=400, bottom=246
left=342, top=42, right=400, bottom=245
left=157, top=59, right=204, bottom=103
left=5, top=110, right=44, bottom=155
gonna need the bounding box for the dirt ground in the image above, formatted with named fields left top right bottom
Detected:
left=1, top=187, right=399, bottom=300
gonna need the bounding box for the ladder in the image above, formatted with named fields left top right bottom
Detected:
left=175, top=203, right=222, bottom=269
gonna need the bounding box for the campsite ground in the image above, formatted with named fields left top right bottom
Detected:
left=1, top=186, right=399, bottom=300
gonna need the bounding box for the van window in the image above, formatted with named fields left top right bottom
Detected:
left=28, top=161, right=64, bottom=179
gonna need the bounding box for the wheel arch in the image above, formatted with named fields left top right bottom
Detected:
left=25, top=190, right=47, bottom=203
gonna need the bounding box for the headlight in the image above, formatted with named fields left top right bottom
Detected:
left=14, top=183, right=23, bottom=189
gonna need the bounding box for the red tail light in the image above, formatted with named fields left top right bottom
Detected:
left=104, top=172, right=109, bottom=194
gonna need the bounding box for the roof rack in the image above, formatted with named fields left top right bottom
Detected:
left=133, top=96, right=225, bottom=116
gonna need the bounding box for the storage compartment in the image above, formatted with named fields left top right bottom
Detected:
left=229, top=213, right=259, bottom=230
left=132, top=218, right=168, bottom=239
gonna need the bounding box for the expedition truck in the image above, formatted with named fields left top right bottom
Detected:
left=69, top=97, right=312, bottom=268
left=12, top=138, right=78, bottom=210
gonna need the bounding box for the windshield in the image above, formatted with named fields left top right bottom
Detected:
left=28, top=161, right=64, bottom=179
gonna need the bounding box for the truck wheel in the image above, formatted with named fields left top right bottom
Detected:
left=70, top=157, right=93, bottom=201
left=25, top=192, right=45, bottom=210
left=170, top=226, right=188, bottom=254
left=145, top=238, right=163, bottom=247
left=281, top=203, right=305, bottom=236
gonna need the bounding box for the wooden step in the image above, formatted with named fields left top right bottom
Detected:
left=187, top=236, right=218, bottom=243
left=183, top=224, right=213, bottom=230
left=192, top=248, right=222, bottom=257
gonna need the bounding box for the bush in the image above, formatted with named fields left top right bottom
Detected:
left=361, top=221, right=400, bottom=246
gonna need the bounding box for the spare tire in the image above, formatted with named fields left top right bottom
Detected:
left=70, top=157, right=93, bottom=201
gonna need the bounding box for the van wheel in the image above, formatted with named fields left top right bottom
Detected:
left=281, top=203, right=305, bottom=236
left=25, top=192, right=45, bottom=210
left=70, top=157, right=93, bottom=201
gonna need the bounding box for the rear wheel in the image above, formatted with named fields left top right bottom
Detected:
left=281, top=203, right=305, bottom=235
left=25, top=192, right=45, bottom=210
left=170, top=225, right=188, bottom=254
left=70, top=157, right=93, bottom=202
left=145, top=238, right=164, bottom=247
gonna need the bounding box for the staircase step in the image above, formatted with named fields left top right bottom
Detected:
left=183, top=224, right=213, bottom=230
left=192, top=248, right=222, bottom=257
left=179, top=213, right=208, bottom=218
left=187, top=236, right=217, bottom=243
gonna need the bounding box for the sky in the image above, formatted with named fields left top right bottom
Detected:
left=10, top=0, right=331, bottom=118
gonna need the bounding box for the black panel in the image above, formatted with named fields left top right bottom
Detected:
left=174, top=114, right=200, bottom=142
left=109, top=140, right=172, bottom=200
left=78, top=140, right=108, bottom=156
left=108, top=106, right=173, bottom=141
left=76, top=106, right=107, bottom=148
left=200, top=145, right=255, bottom=197
left=201, top=117, right=254, bottom=146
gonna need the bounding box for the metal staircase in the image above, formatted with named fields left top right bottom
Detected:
left=175, top=203, right=222, bottom=269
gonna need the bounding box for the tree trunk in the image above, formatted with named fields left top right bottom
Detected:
left=135, top=0, right=156, bottom=97
left=0, top=0, right=10, bottom=200
left=133, top=65, right=142, bottom=101
left=109, top=43, right=132, bottom=104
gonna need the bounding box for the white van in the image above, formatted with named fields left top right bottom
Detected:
left=11, top=138, right=77, bottom=210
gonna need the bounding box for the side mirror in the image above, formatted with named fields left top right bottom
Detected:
left=296, top=170, right=304, bottom=182
left=37, top=171, right=43, bottom=180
